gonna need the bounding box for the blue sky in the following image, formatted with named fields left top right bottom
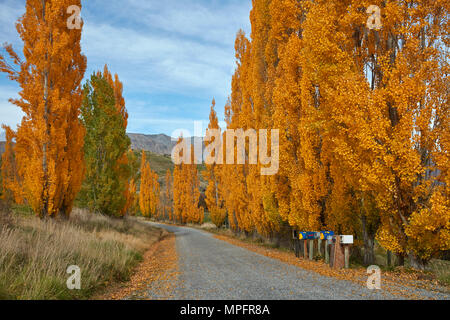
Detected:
left=0, top=0, right=252, bottom=137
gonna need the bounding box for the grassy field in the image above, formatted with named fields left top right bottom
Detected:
left=143, top=151, right=174, bottom=177
left=0, top=207, right=162, bottom=300
left=139, top=150, right=207, bottom=189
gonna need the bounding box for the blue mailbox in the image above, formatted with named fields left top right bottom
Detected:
left=299, top=231, right=317, bottom=240
left=319, top=231, right=334, bottom=240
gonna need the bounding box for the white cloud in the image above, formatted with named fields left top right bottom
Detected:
left=0, top=0, right=252, bottom=135
left=82, top=21, right=234, bottom=98
left=0, top=85, right=24, bottom=131
left=122, top=0, right=252, bottom=46
left=0, top=0, right=24, bottom=43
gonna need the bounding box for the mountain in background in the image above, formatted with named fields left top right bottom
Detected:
left=127, top=133, right=176, bottom=155
left=0, top=132, right=203, bottom=157
left=127, top=133, right=204, bottom=157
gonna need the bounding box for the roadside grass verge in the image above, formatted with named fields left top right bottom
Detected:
left=0, top=208, right=161, bottom=300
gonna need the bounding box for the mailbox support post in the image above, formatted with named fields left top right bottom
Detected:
left=318, top=238, right=322, bottom=256
left=344, top=246, right=350, bottom=269
left=309, top=240, right=314, bottom=260
left=325, top=241, right=329, bottom=264
left=329, top=241, right=335, bottom=268
left=303, top=240, right=308, bottom=259
left=339, top=235, right=353, bottom=269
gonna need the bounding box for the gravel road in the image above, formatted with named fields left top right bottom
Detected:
left=146, top=222, right=449, bottom=300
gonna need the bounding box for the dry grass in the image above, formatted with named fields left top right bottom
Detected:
left=199, top=223, right=217, bottom=230
left=98, top=232, right=179, bottom=300
left=428, top=259, right=450, bottom=286
left=0, top=208, right=161, bottom=300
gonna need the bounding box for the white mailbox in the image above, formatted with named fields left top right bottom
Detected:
left=340, top=235, right=354, bottom=244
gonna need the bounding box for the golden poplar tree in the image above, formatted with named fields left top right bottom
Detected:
left=352, top=1, right=449, bottom=267
left=172, top=137, right=186, bottom=223
left=172, top=138, right=203, bottom=224
left=139, top=151, right=160, bottom=218
left=0, top=126, right=22, bottom=204
left=184, top=145, right=203, bottom=224
left=204, top=99, right=227, bottom=227
left=0, top=0, right=87, bottom=218
left=209, top=0, right=449, bottom=268
left=163, top=169, right=173, bottom=221
left=220, top=30, right=253, bottom=233
left=121, top=178, right=138, bottom=216
left=172, top=162, right=183, bottom=223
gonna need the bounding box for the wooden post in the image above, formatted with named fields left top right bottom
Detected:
left=344, top=245, right=350, bottom=269
left=329, top=241, right=335, bottom=267
left=303, top=240, right=308, bottom=259
left=325, top=241, right=329, bottom=264
left=318, top=238, right=322, bottom=256
left=295, top=240, right=298, bottom=257
left=309, top=239, right=314, bottom=260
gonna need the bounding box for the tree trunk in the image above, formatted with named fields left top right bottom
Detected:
left=387, top=250, right=392, bottom=267
left=396, top=253, right=405, bottom=266
left=408, top=252, right=427, bottom=270
left=273, top=232, right=281, bottom=248
left=59, top=208, right=70, bottom=220
left=362, top=215, right=376, bottom=266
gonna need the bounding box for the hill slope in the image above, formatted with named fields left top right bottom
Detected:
left=127, top=133, right=176, bottom=155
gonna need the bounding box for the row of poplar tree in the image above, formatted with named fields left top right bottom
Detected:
left=193, top=0, right=448, bottom=269
left=0, top=1, right=152, bottom=220
left=0, top=0, right=196, bottom=224
left=0, top=0, right=448, bottom=270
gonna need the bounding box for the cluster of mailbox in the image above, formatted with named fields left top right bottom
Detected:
left=293, top=230, right=354, bottom=244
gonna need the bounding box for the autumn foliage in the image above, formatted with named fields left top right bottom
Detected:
left=0, top=0, right=87, bottom=218
left=139, top=151, right=160, bottom=218
left=202, top=0, right=449, bottom=268
left=0, top=0, right=447, bottom=270
left=172, top=139, right=204, bottom=224
left=203, top=99, right=227, bottom=227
